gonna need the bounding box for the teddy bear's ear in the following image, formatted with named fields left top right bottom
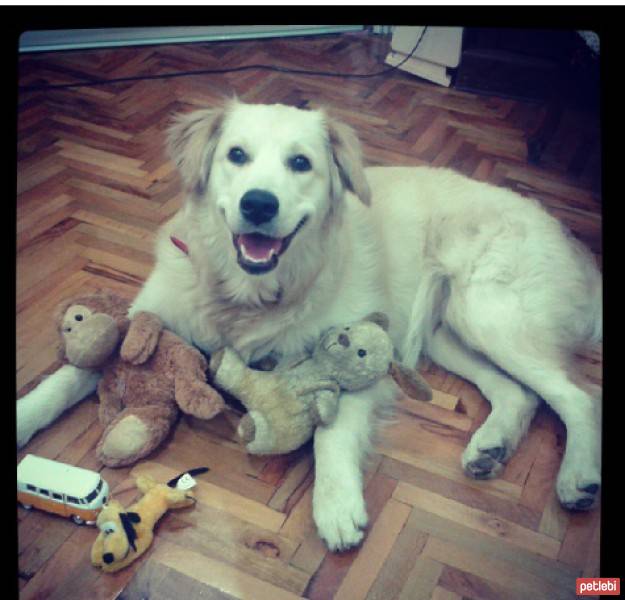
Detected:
left=389, top=362, right=432, bottom=402
left=363, top=312, right=390, bottom=332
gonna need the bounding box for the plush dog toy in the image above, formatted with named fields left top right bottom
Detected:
left=56, top=292, right=225, bottom=467
left=91, top=468, right=207, bottom=573
left=209, top=313, right=432, bottom=455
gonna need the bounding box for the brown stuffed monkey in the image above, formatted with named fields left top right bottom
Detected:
left=56, top=293, right=225, bottom=467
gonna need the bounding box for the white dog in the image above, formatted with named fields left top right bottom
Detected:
left=17, top=100, right=602, bottom=551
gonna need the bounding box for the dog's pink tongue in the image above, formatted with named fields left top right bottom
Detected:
left=238, top=233, right=282, bottom=261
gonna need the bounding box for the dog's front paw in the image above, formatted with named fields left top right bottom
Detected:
left=313, top=477, right=368, bottom=552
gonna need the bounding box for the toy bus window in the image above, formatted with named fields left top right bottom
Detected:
left=26, top=484, right=36, bottom=492
left=39, top=489, right=49, bottom=496
left=85, top=486, right=100, bottom=503
left=52, top=493, right=62, bottom=500
left=67, top=496, right=79, bottom=504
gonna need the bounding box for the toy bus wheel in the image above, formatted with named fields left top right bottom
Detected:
left=71, top=515, right=84, bottom=525
left=20, top=503, right=32, bottom=510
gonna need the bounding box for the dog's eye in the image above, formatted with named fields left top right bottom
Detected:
left=228, top=147, right=248, bottom=165
left=100, top=521, right=117, bottom=535
left=289, top=155, right=312, bottom=172
left=75, top=314, right=83, bottom=321
left=358, top=349, right=367, bottom=358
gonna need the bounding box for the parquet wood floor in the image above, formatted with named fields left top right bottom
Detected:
left=17, top=31, right=602, bottom=600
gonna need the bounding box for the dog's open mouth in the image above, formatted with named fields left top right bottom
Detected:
left=233, top=217, right=308, bottom=275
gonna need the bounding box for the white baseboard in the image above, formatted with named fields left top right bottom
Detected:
left=19, top=25, right=365, bottom=53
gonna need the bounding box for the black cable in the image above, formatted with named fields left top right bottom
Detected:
left=18, top=27, right=428, bottom=93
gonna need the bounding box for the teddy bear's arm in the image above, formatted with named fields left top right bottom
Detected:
left=297, top=382, right=340, bottom=426
left=120, top=311, right=164, bottom=365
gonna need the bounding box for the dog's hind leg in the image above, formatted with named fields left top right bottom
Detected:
left=444, top=285, right=601, bottom=510
left=312, top=378, right=397, bottom=552
left=426, top=324, right=540, bottom=479
left=480, top=341, right=601, bottom=510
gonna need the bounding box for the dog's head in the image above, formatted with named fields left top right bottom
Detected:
left=92, top=499, right=142, bottom=572
left=167, top=100, right=370, bottom=276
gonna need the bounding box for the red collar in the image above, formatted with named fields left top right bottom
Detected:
left=170, top=236, right=189, bottom=255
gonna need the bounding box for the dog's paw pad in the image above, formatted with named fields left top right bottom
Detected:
left=464, top=445, right=507, bottom=480
left=557, top=471, right=600, bottom=511
left=466, top=457, right=498, bottom=479
left=581, top=483, right=599, bottom=495
left=483, top=446, right=506, bottom=461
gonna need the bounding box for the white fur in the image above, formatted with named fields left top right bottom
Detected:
left=16, top=365, right=100, bottom=447
left=18, top=101, right=602, bottom=547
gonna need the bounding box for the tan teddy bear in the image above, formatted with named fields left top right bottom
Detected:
left=209, top=313, right=432, bottom=455
left=56, top=292, right=225, bottom=467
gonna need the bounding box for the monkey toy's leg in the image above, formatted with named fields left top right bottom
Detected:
left=97, top=368, right=127, bottom=427
left=96, top=404, right=178, bottom=468
left=169, top=344, right=225, bottom=420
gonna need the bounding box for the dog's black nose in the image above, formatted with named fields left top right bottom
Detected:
left=102, top=552, right=115, bottom=564
left=240, top=190, right=279, bottom=225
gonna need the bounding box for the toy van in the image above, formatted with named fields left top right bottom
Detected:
left=17, top=454, right=109, bottom=525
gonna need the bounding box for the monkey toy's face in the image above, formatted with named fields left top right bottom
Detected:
left=61, top=304, right=121, bottom=369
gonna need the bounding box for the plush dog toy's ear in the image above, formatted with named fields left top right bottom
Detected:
left=119, top=512, right=140, bottom=551
left=167, top=467, right=210, bottom=488
left=363, top=312, right=390, bottom=332
left=167, top=106, right=226, bottom=196
left=325, top=114, right=371, bottom=206
left=389, top=362, right=432, bottom=402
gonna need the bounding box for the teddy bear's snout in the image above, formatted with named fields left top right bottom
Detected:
left=102, top=552, right=115, bottom=564
left=337, top=333, right=350, bottom=347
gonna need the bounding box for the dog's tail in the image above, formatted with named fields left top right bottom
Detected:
left=400, top=267, right=448, bottom=368
left=588, top=277, right=603, bottom=345
left=571, top=237, right=602, bottom=346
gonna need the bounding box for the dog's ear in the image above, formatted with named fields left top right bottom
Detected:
left=325, top=115, right=371, bottom=206
left=167, top=107, right=226, bottom=196
left=119, top=512, right=139, bottom=551
left=388, top=362, right=433, bottom=402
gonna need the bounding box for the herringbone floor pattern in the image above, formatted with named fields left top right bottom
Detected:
left=17, top=32, right=602, bottom=600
